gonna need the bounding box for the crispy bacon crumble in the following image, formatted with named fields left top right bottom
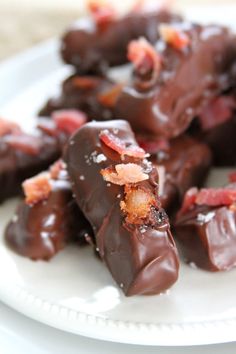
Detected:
left=101, top=163, right=149, bottom=185
left=159, top=24, right=190, bottom=50
left=23, top=173, right=52, bottom=205
left=88, top=0, right=117, bottom=27
left=52, top=109, right=87, bottom=135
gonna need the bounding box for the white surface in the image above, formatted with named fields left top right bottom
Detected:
left=1, top=301, right=236, bottom=354
left=1, top=6, right=236, bottom=348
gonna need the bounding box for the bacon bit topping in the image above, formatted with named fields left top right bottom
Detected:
left=4, top=134, right=41, bottom=155
left=229, top=172, right=236, bottom=183
left=178, top=186, right=236, bottom=216
left=88, top=0, right=117, bottom=27
left=97, top=84, right=123, bottom=108
left=196, top=188, right=236, bottom=207
left=199, top=97, right=235, bottom=131
left=159, top=24, right=190, bottom=50
left=128, top=37, right=162, bottom=82
left=0, top=118, right=21, bottom=137
left=101, top=163, right=149, bottom=185
left=137, top=135, right=170, bottom=154
left=100, top=130, right=146, bottom=159
left=52, top=109, right=87, bottom=135
left=23, top=173, right=52, bottom=205
left=120, top=185, right=156, bottom=224
left=72, top=76, right=100, bottom=90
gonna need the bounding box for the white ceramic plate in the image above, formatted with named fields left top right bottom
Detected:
left=1, top=7, right=236, bottom=347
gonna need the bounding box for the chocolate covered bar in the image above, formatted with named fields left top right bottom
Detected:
left=115, top=23, right=236, bottom=138
left=5, top=160, right=93, bottom=260
left=0, top=111, right=86, bottom=203
left=175, top=184, right=236, bottom=271
left=146, top=135, right=212, bottom=214
left=65, top=119, right=179, bottom=295
left=39, top=74, right=118, bottom=121
left=61, top=1, right=179, bottom=73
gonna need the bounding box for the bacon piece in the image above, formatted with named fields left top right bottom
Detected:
left=97, top=84, right=123, bottom=108
left=159, top=24, right=190, bottom=50
left=37, top=118, right=58, bottom=136
left=229, top=172, right=236, bottom=183
left=22, top=173, right=52, bottom=205
left=88, top=0, right=117, bottom=27
left=72, top=76, right=100, bottom=90
left=4, top=134, right=41, bottom=155
left=177, top=187, right=198, bottom=216
left=128, top=37, right=162, bottom=80
left=0, top=118, right=21, bottom=137
left=52, top=109, right=87, bottom=135
left=137, top=135, right=170, bottom=154
left=199, top=96, right=235, bottom=131
left=101, top=163, right=149, bottom=185
left=100, top=130, right=146, bottom=158
left=196, top=188, right=236, bottom=207
left=120, top=184, right=156, bottom=224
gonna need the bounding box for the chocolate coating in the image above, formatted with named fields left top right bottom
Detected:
left=151, top=135, right=212, bottom=214
left=175, top=203, right=236, bottom=271
left=0, top=134, right=60, bottom=203
left=61, top=11, right=180, bottom=73
left=5, top=167, right=92, bottom=260
left=115, top=24, right=236, bottom=138
left=39, top=74, right=115, bottom=120
left=65, top=120, right=179, bottom=295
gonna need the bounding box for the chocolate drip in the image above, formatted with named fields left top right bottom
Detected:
left=65, top=120, right=179, bottom=295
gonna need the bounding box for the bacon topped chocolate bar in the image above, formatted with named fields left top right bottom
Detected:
left=65, top=120, right=179, bottom=295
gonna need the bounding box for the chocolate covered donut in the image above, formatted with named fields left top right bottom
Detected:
left=65, top=120, right=179, bottom=295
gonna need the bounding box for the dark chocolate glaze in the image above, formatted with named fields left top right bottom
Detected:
left=5, top=166, right=92, bottom=260
left=175, top=202, right=236, bottom=271
left=65, top=120, right=179, bottom=295
left=39, top=74, right=115, bottom=121
left=0, top=134, right=60, bottom=203
left=61, top=11, right=180, bottom=73
left=115, top=24, right=236, bottom=138
left=151, top=135, right=212, bottom=214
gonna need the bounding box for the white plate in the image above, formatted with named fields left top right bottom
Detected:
left=1, top=7, right=236, bottom=347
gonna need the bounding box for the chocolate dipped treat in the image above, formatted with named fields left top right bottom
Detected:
left=115, top=23, right=236, bottom=138
left=61, top=1, right=179, bottom=73
left=0, top=111, right=86, bottom=203
left=5, top=160, right=93, bottom=261
left=65, top=120, right=179, bottom=296
left=39, top=74, right=118, bottom=121
left=144, top=135, right=212, bottom=214
left=175, top=184, right=236, bottom=271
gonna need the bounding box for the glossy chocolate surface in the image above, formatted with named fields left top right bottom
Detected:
left=115, top=24, right=236, bottom=138
left=5, top=166, right=92, bottom=260
left=151, top=135, right=212, bottom=214
left=39, top=74, right=115, bottom=121
left=175, top=203, right=236, bottom=271
left=65, top=120, right=179, bottom=295
left=61, top=11, right=179, bottom=73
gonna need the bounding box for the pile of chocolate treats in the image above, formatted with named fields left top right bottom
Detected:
left=3, top=1, right=236, bottom=296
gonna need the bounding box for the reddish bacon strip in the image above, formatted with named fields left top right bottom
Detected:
left=23, top=173, right=52, bottom=205
left=229, top=172, right=236, bottom=183
left=128, top=38, right=162, bottom=80
left=52, top=109, right=87, bottom=135
left=88, top=0, right=117, bottom=27
left=159, top=24, right=190, bottom=50
left=199, top=96, right=235, bottom=131
left=100, top=130, right=146, bottom=158
left=101, top=163, right=149, bottom=185
left=0, top=118, right=21, bottom=137
left=196, top=188, right=236, bottom=207
left=72, top=76, right=100, bottom=90
left=137, top=135, right=170, bottom=154
left=4, top=134, right=41, bottom=155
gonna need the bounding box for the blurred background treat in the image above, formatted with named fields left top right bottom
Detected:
left=0, top=0, right=234, bottom=60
